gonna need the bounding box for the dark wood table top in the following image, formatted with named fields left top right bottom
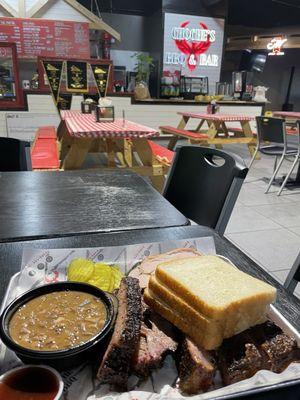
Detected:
left=0, top=225, right=299, bottom=399
left=0, top=170, right=188, bottom=242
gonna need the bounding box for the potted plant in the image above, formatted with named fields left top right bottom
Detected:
left=132, top=52, right=154, bottom=100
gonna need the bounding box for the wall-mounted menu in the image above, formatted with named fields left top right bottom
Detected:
left=0, top=17, right=90, bottom=59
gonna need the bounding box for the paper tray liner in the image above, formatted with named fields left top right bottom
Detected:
left=0, top=237, right=299, bottom=400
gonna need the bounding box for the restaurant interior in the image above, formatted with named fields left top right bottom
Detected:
left=0, top=0, right=299, bottom=399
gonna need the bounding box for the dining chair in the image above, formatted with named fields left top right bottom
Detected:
left=277, top=120, right=300, bottom=195
left=249, top=117, right=299, bottom=195
left=163, top=146, right=248, bottom=236
left=284, top=251, right=300, bottom=294
left=0, top=137, right=32, bottom=171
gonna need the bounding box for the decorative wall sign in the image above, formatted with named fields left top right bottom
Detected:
left=66, top=61, right=88, bottom=93
left=163, top=13, right=224, bottom=93
left=57, top=93, right=72, bottom=111
left=90, top=64, right=111, bottom=97
left=42, top=60, right=64, bottom=104
left=267, top=37, right=287, bottom=56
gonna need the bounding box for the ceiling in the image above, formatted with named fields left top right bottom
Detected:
left=79, top=0, right=300, bottom=28
left=228, top=0, right=300, bottom=28
left=80, top=0, right=162, bottom=16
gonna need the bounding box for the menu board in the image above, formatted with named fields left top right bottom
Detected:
left=0, top=17, right=90, bottom=59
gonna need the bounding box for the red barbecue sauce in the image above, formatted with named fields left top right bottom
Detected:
left=0, top=366, right=59, bottom=400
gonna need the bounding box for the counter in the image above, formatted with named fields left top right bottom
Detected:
left=0, top=91, right=265, bottom=140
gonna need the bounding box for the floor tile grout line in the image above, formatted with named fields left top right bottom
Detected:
left=225, top=236, right=272, bottom=273
left=250, top=204, right=300, bottom=230
left=225, top=226, right=283, bottom=235
left=225, top=234, right=298, bottom=272
left=285, top=226, right=300, bottom=237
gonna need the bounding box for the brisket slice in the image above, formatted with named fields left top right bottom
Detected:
left=218, top=330, right=263, bottom=385
left=248, top=321, right=300, bottom=373
left=219, top=321, right=300, bottom=385
left=131, top=302, right=178, bottom=377
left=97, top=277, right=142, bottom=390
left=178, top=337, right=216, bottom=394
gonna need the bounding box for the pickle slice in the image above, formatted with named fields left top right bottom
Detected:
left=87, top=262, right=113, bottom=291
left=67, top=258, right=94, bottom=282
left=110, top=265, right=124, bottom=290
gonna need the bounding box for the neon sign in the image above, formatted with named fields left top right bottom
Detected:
left=267, top=37, right=287, bottom=56
left=165, top=20, right=218, bottom=71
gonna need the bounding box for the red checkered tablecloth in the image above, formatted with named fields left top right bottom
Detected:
left=177, top=112, right=255, bottom=121
left=273, top=111, right=300, bottom=119
left=60, top=110, right=84, bottom=120
left=63, top=113, right=159, bottom=138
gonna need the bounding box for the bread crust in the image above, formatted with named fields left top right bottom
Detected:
left=144, top=288, right=223, bottom=350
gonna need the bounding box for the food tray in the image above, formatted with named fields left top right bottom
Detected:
left=0, top=237, right=299, bottom=400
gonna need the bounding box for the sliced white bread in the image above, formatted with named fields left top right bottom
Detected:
left=144, top=288, right=223, bottom=350
left=155, top=256, right=276, bottom=323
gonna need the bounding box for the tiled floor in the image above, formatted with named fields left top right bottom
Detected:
left=223, top=143, right=300, bottom=299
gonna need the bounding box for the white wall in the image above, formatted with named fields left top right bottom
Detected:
left=0, top=95, right=83, bottom=139
left=34, top=0, right=89, bottom=21
left=0, top=94, right=263, bottom=139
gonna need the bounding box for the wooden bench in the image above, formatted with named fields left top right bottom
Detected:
left=160, top=125, right=257, bottom=150
left=31, top=126, right=60, bottom=170
left=147, top=140, right=174, bottom=166
left=160, top=125, right=209, bottom=140
left=36, top=126, right=57, bottom=140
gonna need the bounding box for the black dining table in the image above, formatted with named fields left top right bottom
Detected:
left=0, top=169, right=188, bottom=242
left=0, top=225, right=299, bottom=400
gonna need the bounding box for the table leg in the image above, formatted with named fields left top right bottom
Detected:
left=241, top=121, right=259, bottom=158
left=57, top=120, right=67, bottom=141
left=195, top=118, right=205, bottom=133
left=106, top=139, right=116, bottom=167
left=167, top=116, right=189, bottom=150
left=167, top=136, right=179, bottom=151
left=123, top=139, right=133, bottom=167
left=61, top=138, right=94, bottom=170
left=134, top=139, right=166, bottom=192
left=59, top=130, right=73, bottom=165
left=207, top=121, right=223, bottom=149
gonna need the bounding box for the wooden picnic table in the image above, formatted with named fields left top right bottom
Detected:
left=57, top=111, right=167, bottom=190
left=273, top=111, right=300, bottom=120
left=162, top=112, right=257, bottom=156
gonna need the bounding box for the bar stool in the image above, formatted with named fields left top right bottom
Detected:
left=249, top=117, right=299, bottom=195
left=284, top=251, right=300, bottom=294
left=278, top=120, right=300, bottom=195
